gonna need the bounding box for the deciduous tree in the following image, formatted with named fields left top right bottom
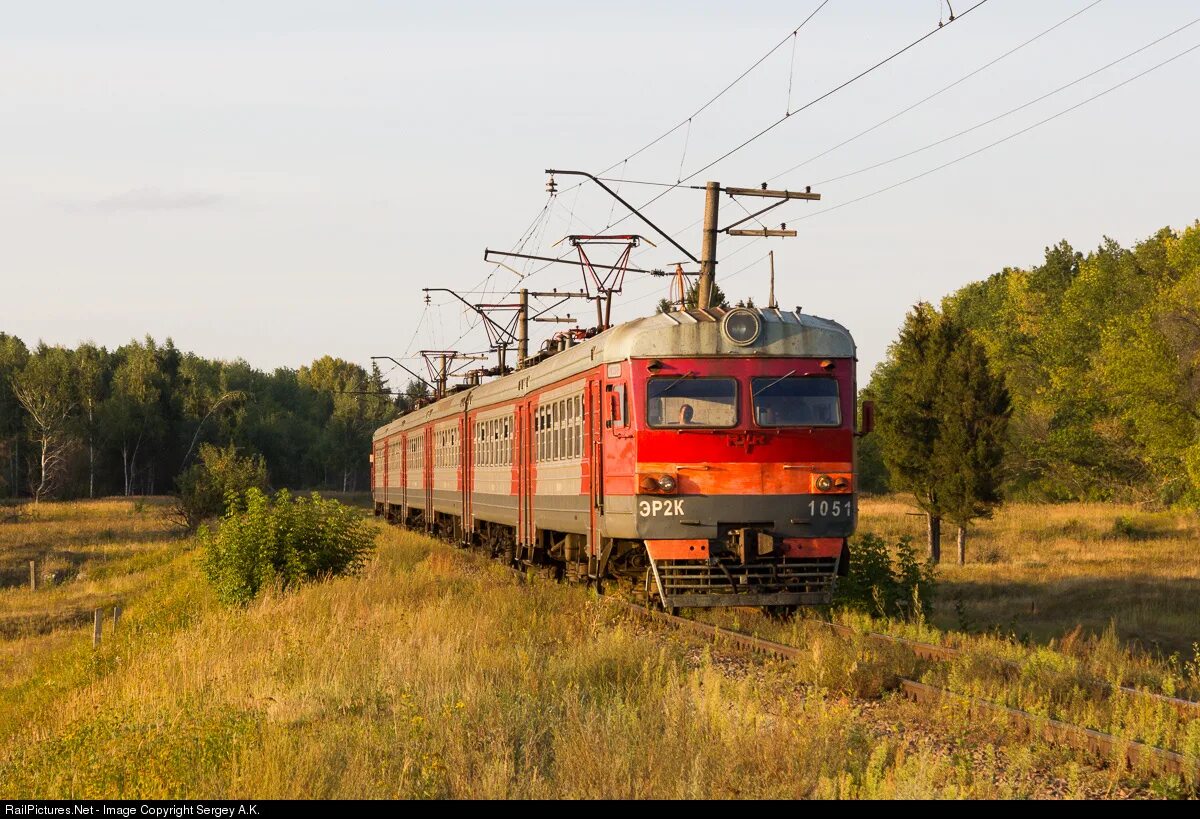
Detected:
left=11, top=345, right=77, bottom=502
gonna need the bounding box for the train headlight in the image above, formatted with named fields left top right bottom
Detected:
left=722, top=308, right=762, bottom=346
left=814, top=474, right=834, bottom=492
left=657, top=474, right=677, bottom=493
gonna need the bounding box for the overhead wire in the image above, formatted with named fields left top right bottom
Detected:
left=580, top=0, right=834, bottom=188
left=806, top=13, right=1200, bottom=189
left=679, top=0, right=993, bottom=184
left=585, top=5, right=1194, bottom=334
left=598, top=0, right=994, bottom=237
left=772, top=38, right=1200, bottom=228
left=766, top=0, right=1106, bottom=183
left=482, top=3, right=836, bottom=308
left=417, top=0, right=1157, bottom=366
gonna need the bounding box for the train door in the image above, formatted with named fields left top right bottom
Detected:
left=424, top=426, right=433, bottom=532
left=399, top=434, right=406, bottom=515
left=462, top=412, right=472, bottom=541
left=588, top=378, right=604, bottom=560
left=517, top=403, right=531, bottom=549
left=381, top=438, right=388, bottom=507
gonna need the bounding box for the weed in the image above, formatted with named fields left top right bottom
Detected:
left=835, top=533, right=935, bottom=620
left=200, top=489, right=376, bottom=605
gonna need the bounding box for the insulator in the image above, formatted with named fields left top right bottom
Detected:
left=546, top=175, right=558, bottom=196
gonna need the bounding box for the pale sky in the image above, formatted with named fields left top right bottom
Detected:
left=3, top=0, right=1198, bottom=387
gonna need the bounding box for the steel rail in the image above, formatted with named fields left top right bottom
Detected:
left=601, top=596, right=1200, bottom=780
left=819, top=620, right=1200, bottom=719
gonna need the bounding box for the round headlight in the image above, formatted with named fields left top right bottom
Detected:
left=815, top=474, right=834, bottom=492
left=722, top=308, right=762, bottom=346
left=657, top=474, right=677, bottom=493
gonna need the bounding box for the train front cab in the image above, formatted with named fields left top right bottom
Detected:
left=624, top=350, right=862, bottom=612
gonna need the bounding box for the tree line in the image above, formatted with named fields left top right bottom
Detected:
left=863, top=221, right=1200, bottom=559
left=0, top=335, right=424, bottom=501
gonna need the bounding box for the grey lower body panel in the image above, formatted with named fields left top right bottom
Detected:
left=532, top=494, right=590, bottom=535
left=601, top=494, right=638, bottom=539
left=431, top=488, right=460, bottom=515
left=471, top=492, right=518, bottom=527
left=469, top=493, right=590, bottom=534
left=379, top=489, right=406, bottom=506
left=633, top=493, right=855, bottom=539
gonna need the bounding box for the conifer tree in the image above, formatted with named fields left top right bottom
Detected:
left=932, top=330, right=1011, bottom=564
left=876, top=303, right=1010, bottom=563
left=876, top=303, right=946, bottom=561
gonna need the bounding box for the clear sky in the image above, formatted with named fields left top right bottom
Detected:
left=3, top=0, right=1197, bottom=387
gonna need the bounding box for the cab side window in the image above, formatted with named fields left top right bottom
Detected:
left=606, top=383, right=627, bottom=428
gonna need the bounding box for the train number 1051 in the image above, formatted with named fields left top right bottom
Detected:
left=808, top=499, right=852, bottom=518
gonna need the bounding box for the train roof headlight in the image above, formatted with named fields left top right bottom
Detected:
left=722, top=308, right=762, bottom=346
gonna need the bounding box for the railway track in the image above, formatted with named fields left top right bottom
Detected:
left=602, top=596, right=1200, bottom=781
left=414, top=526, right=1199, bottom=782
left=810, top=619, right=1200, bottom=720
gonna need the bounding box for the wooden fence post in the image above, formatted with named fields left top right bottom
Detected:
left=93, top=608, right=102, bottom=648
left=30, top=560, right=37, bottom=591
left=112, top=605, right=122, bottom=633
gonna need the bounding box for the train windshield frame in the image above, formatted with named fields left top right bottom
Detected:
left=646, top=377, right=739, bottom=429
left=751, top=376, right=841, bottom=428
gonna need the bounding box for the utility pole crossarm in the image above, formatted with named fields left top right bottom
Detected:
left=727, top=228, right=797, bottom=237
left=697, top=183, right=818, bottom=310
left=723, top=186, right=821, bottom=200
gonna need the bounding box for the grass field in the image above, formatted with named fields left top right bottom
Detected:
left=858, top=497, right=1200, bottom=657
left=0, top=496, right=1195, bottom=798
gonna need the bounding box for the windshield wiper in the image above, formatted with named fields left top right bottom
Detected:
left=753, top=370, right=796, bottom=397
left=655, top=371, right=697, bottom=396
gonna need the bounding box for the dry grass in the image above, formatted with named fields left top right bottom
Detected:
left=692, top=496, right=1200, bottom=772
left=0, top=498, right=1176, bottom=798
left=858, top=496, right=1200, bottom=657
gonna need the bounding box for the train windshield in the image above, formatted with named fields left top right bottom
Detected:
left=646, top=377, right=738, bottom=428
left=752, top=377, right=840, bottom=427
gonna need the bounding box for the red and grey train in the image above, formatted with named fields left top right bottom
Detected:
left=371, top=306, right=871, bottom=612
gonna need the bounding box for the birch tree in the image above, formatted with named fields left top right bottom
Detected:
left=11, top=345, right=76, bottom=502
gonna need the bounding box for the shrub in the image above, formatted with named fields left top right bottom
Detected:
left=172, top=444, right=268, bottom=531
left=834, top=533, right=936, bottom=620
left=201, top=488, right=376, bottom=605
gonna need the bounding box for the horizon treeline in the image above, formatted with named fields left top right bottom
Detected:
left=863, top=220, right=1200, bottom=507
left=0, top=335, right=419, bottom=500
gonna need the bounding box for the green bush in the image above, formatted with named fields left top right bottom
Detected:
left=172, top=443, right=268, bottom=531
left=835, top=533, right=936, bottom=620
left=201, top=488, right=376, bottom=605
